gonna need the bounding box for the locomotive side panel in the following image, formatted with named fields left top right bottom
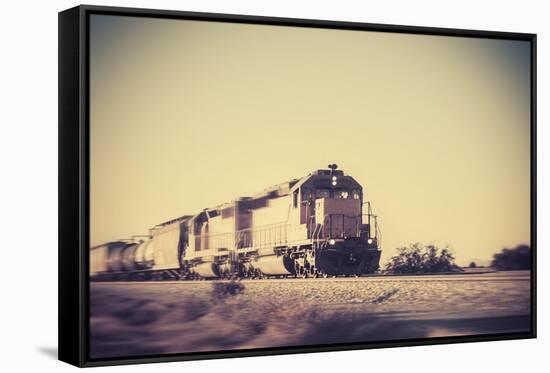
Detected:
left=187, top=205, right=237, bottom=254
left=205, top=206, right=237, bottom=251
left=249, top=196, right=290, bottom=248
left=250, top=196, right=289, bottom=227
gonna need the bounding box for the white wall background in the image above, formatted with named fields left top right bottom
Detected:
left=0, top=0, right=546, bottom=371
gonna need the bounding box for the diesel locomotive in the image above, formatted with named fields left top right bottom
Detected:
left=90, top=165, right=382, bottom=280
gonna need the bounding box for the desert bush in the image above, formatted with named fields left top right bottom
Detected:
left=384, top=243, right=461, bottom=274
left=212, top=279, right=245, bottom=299
left=490, top=245, right=531, bottom=271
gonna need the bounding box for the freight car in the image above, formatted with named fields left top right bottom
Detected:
left=90, top=165, right=381, bottom=280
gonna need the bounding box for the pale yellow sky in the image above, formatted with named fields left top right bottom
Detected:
left=89, top=15, right=531, bottom=265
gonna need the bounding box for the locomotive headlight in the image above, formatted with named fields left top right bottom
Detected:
left=332, top=176, right=337, bottom=181
left=331, top=181, right=337, bottom=186
left=329, top=239, right=336, bottom=245
left=367, top=238, right=373, bottom=244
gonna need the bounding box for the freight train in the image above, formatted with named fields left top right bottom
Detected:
left=90, top=165, right=381, bottom=280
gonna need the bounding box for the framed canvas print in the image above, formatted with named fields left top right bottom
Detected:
left=58, top=5, right=537, bottom=367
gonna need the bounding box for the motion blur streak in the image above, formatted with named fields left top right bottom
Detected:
left=90, top=271, right=530, bottom=358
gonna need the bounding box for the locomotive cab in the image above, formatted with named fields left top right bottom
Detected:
left=290, top=167, right=375, bottom=241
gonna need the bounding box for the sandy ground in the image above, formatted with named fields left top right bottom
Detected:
left=89, top=271, right=531, bottom=359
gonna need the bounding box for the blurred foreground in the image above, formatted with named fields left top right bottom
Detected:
left=90, top=271, right=530, bottom=358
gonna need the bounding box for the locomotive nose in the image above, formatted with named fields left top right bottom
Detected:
left=347, top=252, right=356, bottom=263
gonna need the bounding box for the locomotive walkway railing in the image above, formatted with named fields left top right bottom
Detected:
left=309, top=214, right=361, bottom=240
left=190, top=223, right=290, bottom=254
left=236, top=222, right=289, bottom=249
left=190, top=210, right=379, bottom=254
left=310, top=212, right=379, bottom=242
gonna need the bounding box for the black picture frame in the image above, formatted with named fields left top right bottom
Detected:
left=59, top=4, right=537, bottom=368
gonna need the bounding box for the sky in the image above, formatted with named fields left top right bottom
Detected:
left=89, top=15, right=531, bottom=265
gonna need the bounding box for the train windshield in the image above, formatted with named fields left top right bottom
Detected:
left=314, top=189, right=353, bottom=199
left=334, top=190, right=349, bottom=199
left=316, top=189, right=330, bottom=199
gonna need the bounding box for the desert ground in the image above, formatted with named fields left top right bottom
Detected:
left=89, top=271, right=531, bottom=359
